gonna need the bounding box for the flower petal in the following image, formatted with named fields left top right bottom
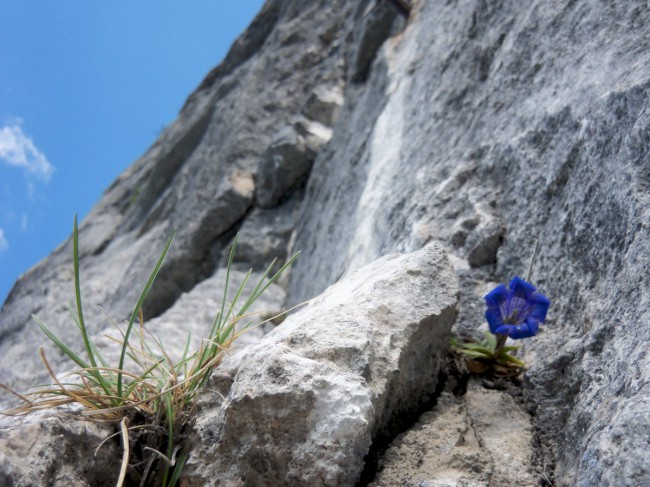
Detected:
left=504, top=321, right=537, bottom=339
left=528, top=292, right=550, bottom=323
left=524, top=318, right=540, bottom=336
left=495, top=324, right=513, bottom=335
left=484, top=284, right=509, bottom=308
left=486, top=308, right=504, bottom=334
left=508, top=276, right=537, bottom=300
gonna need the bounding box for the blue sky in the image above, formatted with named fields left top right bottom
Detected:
left=0, top=1, right=264, bottom=305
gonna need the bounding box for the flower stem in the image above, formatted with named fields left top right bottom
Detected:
left=494, top=333, right=508, bottom=355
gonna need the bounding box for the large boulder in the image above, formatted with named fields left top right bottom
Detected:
left=184, top=243, right=458, bottom=486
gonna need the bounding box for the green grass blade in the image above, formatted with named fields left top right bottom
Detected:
left=240, top=252, right=300, bottom=317
left=214, top=272, right=252, bottom=347
left=215, top=233, right=238, bottom=339
left=222, top=269, right=252, bottom=329
left=498, top=352, right=526, bottom=367
left=117, top=232, right=174, bottom=399
left=459, top=349, right=493, bottom=359
left=124, top=359, right=164, bottom=398
left=235, top=259, right=276, bottom=319
left=176, top=333, right=192, bottom=377
left=167, top=452, right=187, bottom=487
left=483, top=331, right=497, bottom=350
left=460, top=344, right=496, bottom=356
left=33, top=315, right=116, bottom=397
left=65, top=299, right=114, bottom=371
left=72, top=216, right=98, bottom=369
left=161, top=391, right=176, bottom=486
left=33, top=314, right=91, bottom=371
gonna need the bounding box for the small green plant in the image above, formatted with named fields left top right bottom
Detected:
left=453, top=331, right=525, bottom=376
left=452, top=242, right=550, bottom=378
left=2, top=216, right=299, bottom=486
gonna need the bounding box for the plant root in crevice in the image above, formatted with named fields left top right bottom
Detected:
left=110, top=411, right=194, bottom=487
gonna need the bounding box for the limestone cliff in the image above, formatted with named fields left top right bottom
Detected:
left=1, top=0, right=649, bottom=485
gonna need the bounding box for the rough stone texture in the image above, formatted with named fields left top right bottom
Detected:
left=256, top=124, right=318, bottom=209
left=350, top=0, right=406, bottom=82
left=0, top=0, right=353, bottom=394
left=287, top=1, right=650, bottom=485
left=234, top=201, right=299, bottom=273
left=184, top=243, right=458, bottom=486
left=301, top=85, right=344, bottom=127
left=95, top=269, right=287, bottom=367
left=0, top=416, right=119, bottom=487
left=371, top=381, right=538, bottom=487
left=1, top=0, right=649, bottom=485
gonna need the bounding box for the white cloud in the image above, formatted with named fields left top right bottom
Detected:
left=0, top=122, right=53, bottom=181
left=0, top=229, right=8, bottom=252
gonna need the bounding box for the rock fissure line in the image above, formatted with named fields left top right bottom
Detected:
left=1, top=0, right=649, bottom=484
left=358, top=366, right=448, bottom=486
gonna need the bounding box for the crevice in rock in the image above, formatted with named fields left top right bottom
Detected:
left=357, top=367, right=449, bottom=486
left=349, top=0, right=407, bottom=83
left=529, top=420, right=556, bottom=487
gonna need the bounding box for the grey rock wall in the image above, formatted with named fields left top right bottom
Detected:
left=1, top=0, right=649, bottom=485
left=0, top=0, right=351, bottom=392
left=0, top=416, right=119, bottom=486
left=289, top=1, right=650, bottom=485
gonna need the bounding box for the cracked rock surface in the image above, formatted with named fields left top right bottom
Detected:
left=1, top=0, right=649, bottom=485
left=371, top=380, right=538, bottom=487
left=184, top=243, right=458, bottom=486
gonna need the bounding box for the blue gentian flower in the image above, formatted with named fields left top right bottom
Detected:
left=484, top=276, right=550, bottom=339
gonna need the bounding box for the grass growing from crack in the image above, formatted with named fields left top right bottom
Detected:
left=2, top=216, right=299, bottom=486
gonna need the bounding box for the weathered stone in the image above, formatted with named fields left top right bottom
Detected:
left=233, top=198, right=299, bottom=273
left=302, top=85, right=344, bottom=127
left=256, top=125, right=316, bottom=209
left=184, top=243, right=458, bottom=486
left=371, top=381, right=538, bottom=487
left=295, top=117, right=334, bottom=154
left=349, top=0, right=405, bottom=82
left=256, top=115, right=335, bottom=210
left=465, top=209, right=506, bottom=268
left=0, top=416, right=119, bottom=487
left=1, top=0, right=650, bottom=485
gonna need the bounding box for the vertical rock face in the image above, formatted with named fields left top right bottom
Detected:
left=1, top=0, right=649, bottom=485
left=288, top=1, right=650, bottom=485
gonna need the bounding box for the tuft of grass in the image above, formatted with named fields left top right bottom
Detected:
left=2, top=216, right=299, bottom=486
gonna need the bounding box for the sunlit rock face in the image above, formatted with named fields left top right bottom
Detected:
left=1, top=0, right=649, bottom=485
left=184, top=243, right=457, bottom=486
